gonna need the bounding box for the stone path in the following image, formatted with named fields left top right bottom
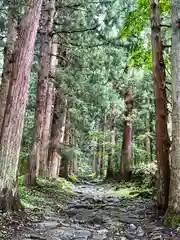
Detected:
left=19, top=183, right=180, bottom=240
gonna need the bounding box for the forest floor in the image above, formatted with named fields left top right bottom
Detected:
left=1, top=178, right=180, bottom=240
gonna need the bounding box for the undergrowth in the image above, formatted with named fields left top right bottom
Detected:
left=18, top=176, right=76, bottom=214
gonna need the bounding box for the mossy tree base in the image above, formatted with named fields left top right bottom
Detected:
left=0, top=187, right=23, bottom=212
left=164, top=212, right=180, bottom=228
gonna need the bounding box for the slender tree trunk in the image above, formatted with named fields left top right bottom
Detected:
left=48, top=90, right=67, bottom=178
left=39, top=35, right=58, bottom=176
left=149, top=96, right=154, bottom=162
left=0, top=0, right=42, bottom=211
left=95, top=137, right=101, bottom=177
left=119, top=89, right=133, bottom=181
left=100, top=114, right=106, bottom=177
left=59, top=112, right=70, bottom=178
left=25, top=0, right=55, bottom=184
left=165, top=0, right=180, bottom=220
left=39, top=81, right=54, bottom=176
left=106, top=104, right=116, bottom=179
left=92, top=148, right=96, bottom=173
left=150, top=0, right=170, bottom=213
left=72, top=135, right=77, bottom=175
left=0, top=8, right=17, bottom=130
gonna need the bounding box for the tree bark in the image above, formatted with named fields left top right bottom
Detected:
left=48, top=90, right=67, bottom=178
left=95, top=136, right=101, bottom=177
left=59, top=111, right=70, bottom=178
left=106, top=104, right=116, bottom=179
left=25, top=0, right=56, bottom=184
left=150, top=0, right=170, bottom=213
left=0, top=7, right=17, bottom=130
left=0, top=0, right=42, bottom=211
left=119, top=89, right=133, bottom=181
left=72, top=135, right=77, bottom=175
left=100, top=114, right=106, bottom=177
left=165, top=0, right=180, bottom=218
left=39, top=81, right=55, bottom=176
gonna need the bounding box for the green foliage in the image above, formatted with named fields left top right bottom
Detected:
left=164, top=214, right=180, bottom=228
left=133, top=144, right=153, bottom=165
left=19, top=177, right=75, bottom=211
left=132, top=162, right=157, bottom=189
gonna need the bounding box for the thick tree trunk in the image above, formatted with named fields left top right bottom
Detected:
left=165, top=0, right=180, bottom=221
left=25, top=0, right=55, bottom=184
left=48, top=91, right=67, bottom=178
left=150, top=0, right=170, bottom=213
left=0, top=8, right=17, bottom=130
left=0, top=0, right=42, bottom=211
left=119, top=89, right=133, bottom=181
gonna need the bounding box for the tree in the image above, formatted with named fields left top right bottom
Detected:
left=100, top=113, right=106, bottom=177
left=0, top=0, right=43, bottom=211
left=150, top=0, right=170, bottom=213
left=48, top=89, right=67, bottom=178
left=119, top=88, right=133, bottom=181
left=165, top=0, right=180, bottom=223
left=25, top=0, right=56, bottom=184
left=0, top=6, right=18, bottom=130
left=106, top=103, right=116, bottom=179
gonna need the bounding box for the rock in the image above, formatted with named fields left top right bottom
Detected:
left=96, top=229, right=108, bottom=235
left=130, top=223, right=137, bottom=230
left=37, top=221, right=59, bottom=230
left=136, top=226, right=145, bottom=237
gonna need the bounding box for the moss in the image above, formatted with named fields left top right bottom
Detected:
left=19, top=177, right=76, bottom=213
left=164, top=213, right=180, bottom=228
left=68, top=175, right=77, bottom=182
left=88, top=173, right=96, bottom=178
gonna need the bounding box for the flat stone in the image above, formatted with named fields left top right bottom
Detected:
left=37, top=221, right=59, bottom=230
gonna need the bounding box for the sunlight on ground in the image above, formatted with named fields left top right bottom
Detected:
left=107, top=186, right=138, bottom=197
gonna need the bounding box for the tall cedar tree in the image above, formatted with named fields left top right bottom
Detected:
left=0, top=0, right=43, bottom=211
left=119, top=89, right=133, bottom=180
left=150, top=0, right=170, bottom=213
left=166, top=0, right=180, bottom=219
left=25, top=0, right=56, bottom=184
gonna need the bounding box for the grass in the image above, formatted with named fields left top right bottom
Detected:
left=106, top=182, right=153, bottom=198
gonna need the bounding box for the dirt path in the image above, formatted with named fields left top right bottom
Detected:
left=8, top=183, right=180, bottom=239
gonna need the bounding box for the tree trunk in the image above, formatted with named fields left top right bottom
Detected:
left=39, top=82, right=55, bottom=176
left=72, top=135, right=77, bottom=175
left=0, top=8, right=17, bottom=130
left=0, top=0, right=42, bottom=211
left=119, top=89, right=133, bottom=181
left=150, top=0, right=170, bottom=213
left=39, top=34, right=58, bottom=176
left=25, top=0, right=55, bottom=184
left=95, top=137, right=101, bottom=177
left=165, top=0, right=180, bottom=221
left=48, top=90, right=67, bottom=178
left=106, top=104, right=116, bottom=179
left=59, top=112, right=70, bottom=178
left=100, top=114, right=106, bottom=177
left=149, top=96, right=154, bottom=162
